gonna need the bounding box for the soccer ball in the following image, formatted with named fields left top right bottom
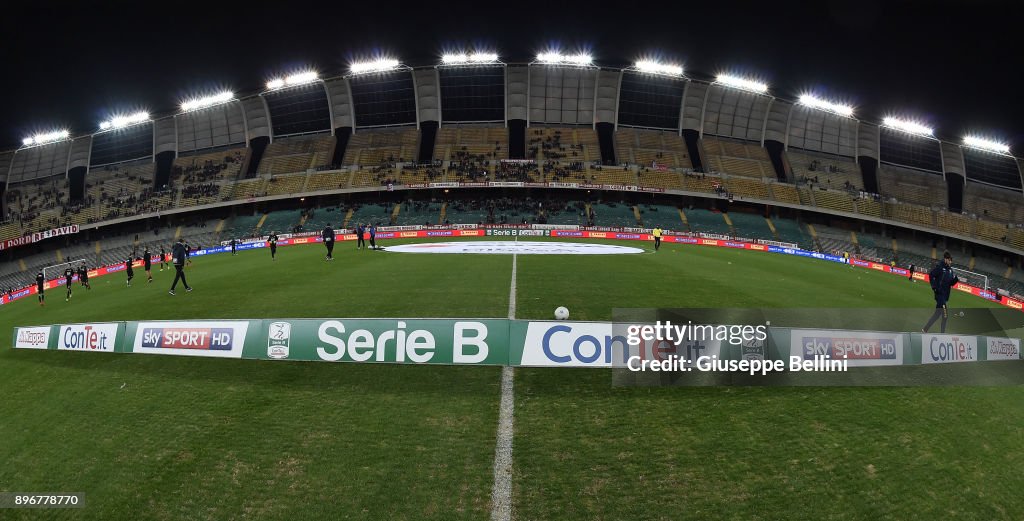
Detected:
left=554, top=306, right=569, bottom=320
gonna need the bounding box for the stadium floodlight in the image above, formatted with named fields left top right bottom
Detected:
left=715, top=74, right=768, bottom=94
left=535, top=52, right=593, bottom=65
left=963, top=136, right=1010, bottom=154
left=349, top=58, right=401, bottom=75
left=441, top=51, right=501, bottom=65
left=99, top=111, right=150, bottom=131
left=882, top=116, right=933, bottom=137
left=21, top=129, right=70, bottom=147
left=634, top=60, right=684, bottom=77
left=798, top=94, right=854, bottom=117
left=180, top=91, right=234, bottom=112
left=265, top=71, right=319, bottom=91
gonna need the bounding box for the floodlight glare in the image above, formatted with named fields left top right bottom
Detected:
left=963, top=136, right=1010, bottom=154
left=442, top=53, right=469, bottom=64
left=798, top=94, right=854, bottom=117
left=469, top=52, right=499, bottom=62
left=22, top=129, right=70, bottom=147
left=634, top=60, right=684, bottom=76
left=350, top=58, right=401, bottom=74
left=715, top=74, right=768, bottom=93
left=99, top=111, right=150, bottom=131
left=882, top=116, right=933, bottom=137
left=181, top=91, right=234, bottom=112
left=265, top=71, right=319, bottom=91
left=536, top=52, right=592, bottom=65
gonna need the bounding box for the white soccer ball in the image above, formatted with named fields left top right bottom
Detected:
left=554, top=306, right=570, bottom=320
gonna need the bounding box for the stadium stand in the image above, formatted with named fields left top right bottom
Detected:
left=722, top=176, right=770, bottom=200
left=884, top=201, right=935, bottom=227
left=589, top=202, right=639, bottom=228
left=615, top=128, right=692, bottom=169
left=257, top=134, right=336, bottom=175
left=527, top=127, right=589, bottom=163
left=305, top=170, right=352, bottom=192
left=342, top=128, right=418, bottom=167
left=877, top=164, right=947, bottom=207
left=684, top=208, right=731, bottom=236
left=173, top=147, right=247, bottom=186
left=812, top=188, right=856, bottom=213
left=767, top=182, right=801, bottom=205
left=962, top=182, right=1024, bottom=223
left=725, top=211, right=774, bottom=241
left=264, top=173, right=308, bottom=197
left=786, top=150, right=864, bottom=190
left=394, top=201, right=442, bottom=226
left=702, top=137, right=773, bottom=178
left=433, top=125, right=507, bottom=163
left=3, top=175, right=70, bottom=238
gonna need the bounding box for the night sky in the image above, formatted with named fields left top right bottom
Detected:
left=1, top=0, right=1021, bottom=154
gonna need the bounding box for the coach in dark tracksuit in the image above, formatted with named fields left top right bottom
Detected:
left=356, top=224, right=366, bottom=249
left=169, top=239, right=192, bottom=295
left=922, top=252, right=959, bottom=333
left=323, top=224, right=335, bottom=260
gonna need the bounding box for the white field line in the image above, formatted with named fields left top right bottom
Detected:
left=491, top=251, right=517, bottom=521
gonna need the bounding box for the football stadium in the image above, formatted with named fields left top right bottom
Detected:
left=1, top=3, right=1023, bottom=519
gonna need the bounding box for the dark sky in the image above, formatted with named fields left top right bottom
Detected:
left=1, top=0, right=1022, bottom=154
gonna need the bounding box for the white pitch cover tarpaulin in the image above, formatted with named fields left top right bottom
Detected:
left=383, top=241, right=645, bottom=255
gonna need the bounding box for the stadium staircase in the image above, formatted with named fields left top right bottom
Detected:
left=390, top=204, right=401, bottom=225
left=342, top=209, right=354, bottom=228
left=439, top=203, right=447, bottom=224
left=677, top=208, right=690, bottom=232
left=764, top=217, right=778, bottom=240
left=254, top=214, right=268, bottom=233
left=686, top=209, right=732, bottom=236
left=722, top=213, right=735, bottom=236
left=632, top=206, right=643, bottom=226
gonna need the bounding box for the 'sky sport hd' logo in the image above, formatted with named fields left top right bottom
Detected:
left=133, top=321, right=249, bottom=358
left=268, top=322, right=291, bottom=359
left=791, top=330, right=903, bottom=367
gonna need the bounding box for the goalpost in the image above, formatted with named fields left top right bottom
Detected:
left=43, top=259, right=89, bottom=281
left=952, top=267, right=989, bottom=292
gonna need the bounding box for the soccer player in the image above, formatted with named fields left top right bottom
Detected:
left=64, top=266, right=75, bottom=301
left=160, top=245, right=167, bottom=271
left=268, top=231, right=279, bottom=261
left=231, top=238, right=237, bottom=256
left=652, top=227, right=663, bottom=251
left=908, top=263, right=915, bottom=282
left=368, top=224, right=377, bottom=250
left=78, top=264, right=91, bottom=290
left=922, top=252, right=959, bottom=334
left=169, top=238, right=192, bottom=295
left=36, top=271, right=45, bottom=306
left=185, top=242, right=193, bottom=266
left=322, top=224, right=335, bottom=260
left=125, top=257, right=135, bottom=287
left=356, top=223, right=365, bottom=250
left=143, top=247, right=153, bottom=283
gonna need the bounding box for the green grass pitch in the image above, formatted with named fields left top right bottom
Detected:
left=1, top=237, right=1021, bottom=520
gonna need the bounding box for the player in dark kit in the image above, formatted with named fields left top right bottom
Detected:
left=268, top=232, right=279, bottom=261
left=185, top=242, right=193, bottom=266
left=78, top=265, right=91, bottom=290
left=922, top=252, right=959, bottom=333
left=169, top=238, right=192, bottom=295
left=64, top=267, right=75, bottom=301
left=231, top=238, right=237, bottom=256
left=160, top=246, right=167, bottom=271
left=369, top=224, right=377, bottom=250
left=36, top=271, right=45, bottom=306
left=908, top=263, right=915, bottom=282
left=125, top=257, right=135, bottom=287
left=322, top=224, right=335, bottom=260
left=356, top=223, right=366, bottom=249
left=143, top=247, right=153, bottom=282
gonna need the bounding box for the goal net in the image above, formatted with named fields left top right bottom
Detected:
left=952, top=267, right=989, bottom=292
left=43, top=259, right=89, bottom=281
